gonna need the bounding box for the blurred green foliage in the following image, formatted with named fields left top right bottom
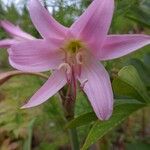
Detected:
left=0, top=0, right=150, bottom=149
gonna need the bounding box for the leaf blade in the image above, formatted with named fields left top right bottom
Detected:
left=81, top=102, right=146, bottom=150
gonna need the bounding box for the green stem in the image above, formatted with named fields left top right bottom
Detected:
left=69, top=128, right=80, bottom=150
left=65, top=103, right=80, bottom=150
left=59, top=86, right=80, bottom=150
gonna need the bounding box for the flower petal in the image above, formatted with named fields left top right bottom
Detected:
left=70, top=0, right=114, bottom=54
left=99, top=34, right=150, bottom=60
left=78, top=60, right=113, bottom=120
left=21, top=69, right=67, bottom=108
left=28, top=0, right=67, bottom=39
left=9, top=39, right=64, bottom=72
left=0, top=39, right=17, bottom=48
left=0, top=20, right=35, bottom=40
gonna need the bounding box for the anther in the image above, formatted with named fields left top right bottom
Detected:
left=76, top=52, right=83, bottom=65
left=80, top=79, right=88, bottom=90
left=58, top=63, right=71, bottom=74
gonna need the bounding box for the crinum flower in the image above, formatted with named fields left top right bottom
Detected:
left=6, top=0, right=150, bottom=120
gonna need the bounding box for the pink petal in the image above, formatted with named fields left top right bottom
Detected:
left=0, top=20, right=35, bottom=40
left=70, top=0, right=114, bottom=55
left=9, top=39, right=64, bottom=72
left=99, top=34, right=150, bottom=60
left=78, top=60, right=113, bottom=120
left=0, top=39, right=18, bottom=48
left=28, top=0, right=68, bottom=39
left=21, top=69, right=67, bottom=108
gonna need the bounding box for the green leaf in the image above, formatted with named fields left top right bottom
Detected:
left=118, top=66, right=149, bottom=103
left=128, top=59, right=150, bottom=87
left=113, top=77, right=144, bottom=102
left=125, top=6, right=150, bottom=28
left=39, top=143, right=58, bottom=150
left=81, top=101, right=146, bottom=150
left=66, top=99, right=142, bottom=129
left=115, top=99, right=143, bottom=105
left=65, top=112, right=97, bottom=129
left=126, top=142, right=150, bottom=150
left=144, top=53, right=150, bottom=70
left=23, top=118, right=36, bottom=150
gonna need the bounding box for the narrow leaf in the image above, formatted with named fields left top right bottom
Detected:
left=23, top=118, right=36, bottom=150
left=144, top=53, right=150, bottom=70
left=65, top=112, right=97, bottom=129
left=81, top=102, right=146, bottom=150
left=125, top=6, right=150, bottom=28
left=128, top=58, right=150, bottom=87
left=66, top=99, right=142, bottom=129
left=118, top=66, right=149, bottom=103
left=113, top=77, right=144, bottom=102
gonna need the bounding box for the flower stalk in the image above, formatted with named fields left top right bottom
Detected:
left=60, top=85, right=79, bottom=150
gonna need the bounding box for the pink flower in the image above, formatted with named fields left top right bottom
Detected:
left=0, top=20, right=35, bottom=48
left=6, top=0, right=150, bottom=120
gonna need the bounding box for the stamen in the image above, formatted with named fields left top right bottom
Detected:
left=78, top=65, right=82, bottom=77
left=80, top=79, right=88, bottom=90
left=65, top=66, right=77, bottom=101
left=71, top=66, right=77, bottom=100
left=76, top=52, right=83, bottom=65
left=58, top=63, right=71, bottom=74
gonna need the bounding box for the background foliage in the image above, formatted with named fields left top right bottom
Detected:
left=0, top=0, right=150, bottom=149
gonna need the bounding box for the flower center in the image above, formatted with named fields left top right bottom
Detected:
left=59, top=39, right=89, bottom=96
left=65, top=39, right=83, bottom=54
left=61, top=38, right=89, bottom=67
